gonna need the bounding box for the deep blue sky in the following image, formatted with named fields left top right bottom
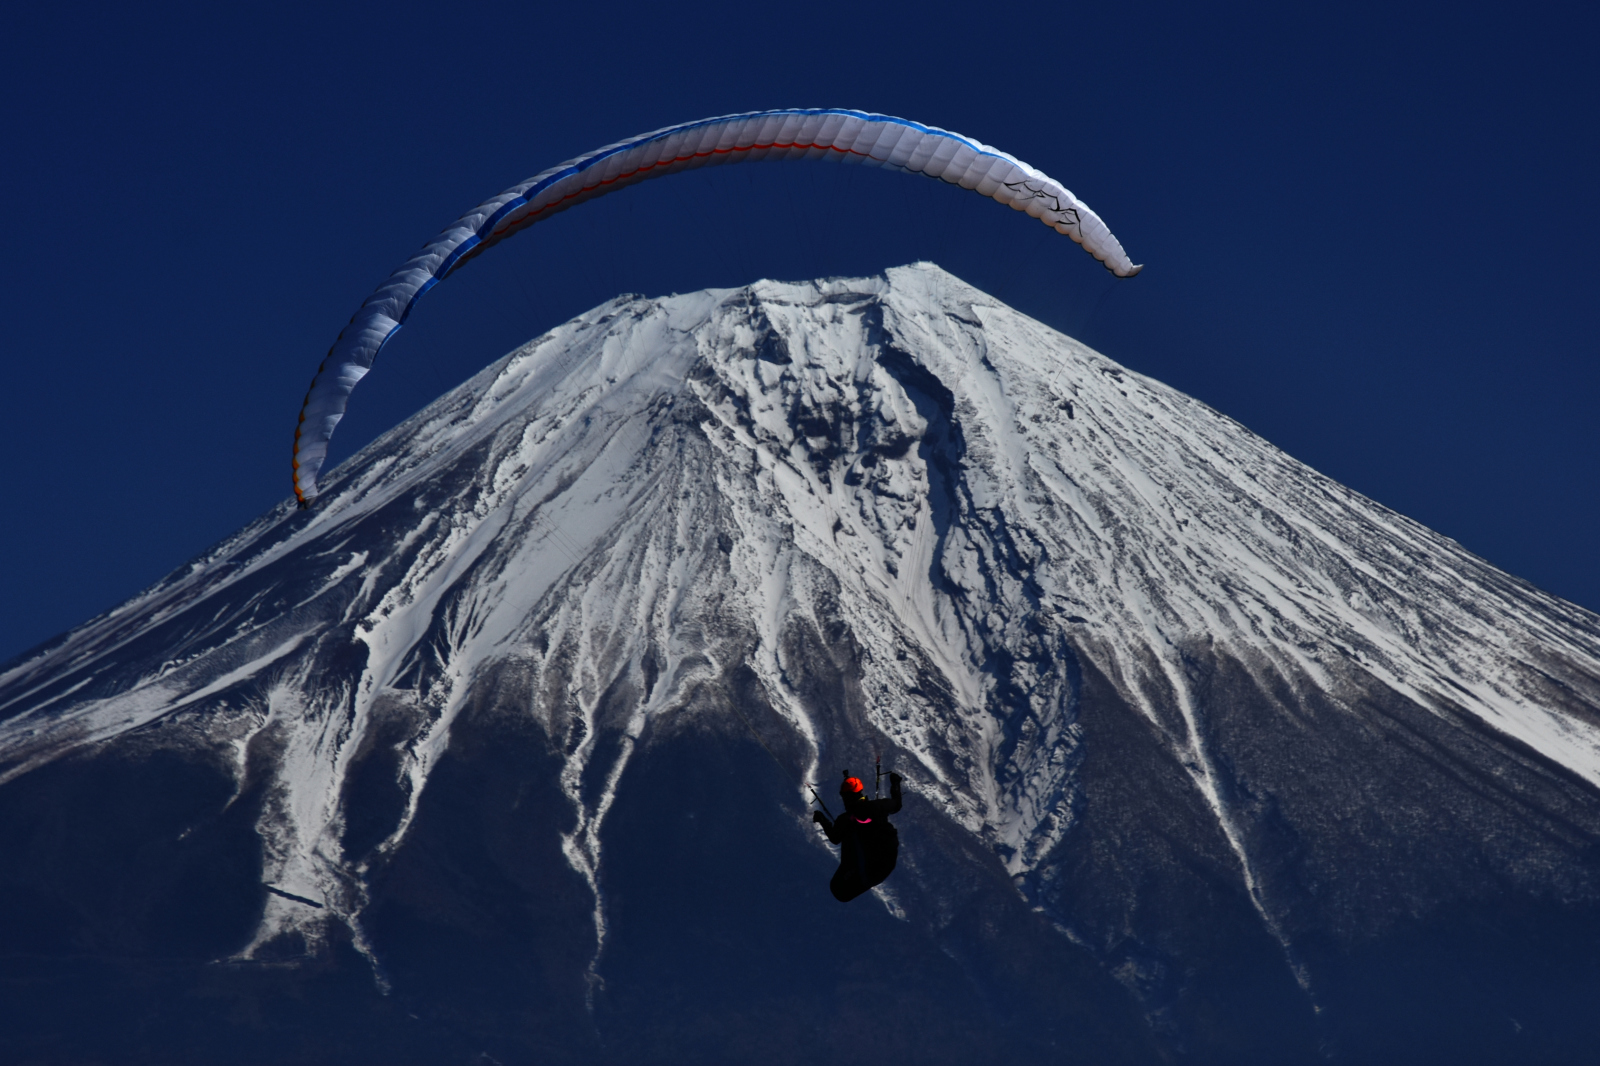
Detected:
left=3, top=2, right=1595, bottom=662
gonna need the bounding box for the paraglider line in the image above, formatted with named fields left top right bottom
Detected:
left=1080, top=273, right=1120, bottom=336
left=726, top=699, right=794, bottom=780
left=724, top=698, right=839, bottom=822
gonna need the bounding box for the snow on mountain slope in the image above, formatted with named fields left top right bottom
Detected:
left=3, top=263, right=1599, bottom=1052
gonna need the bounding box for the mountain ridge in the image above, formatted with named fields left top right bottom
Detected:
left=3, top=263, right=1599, bottom=1063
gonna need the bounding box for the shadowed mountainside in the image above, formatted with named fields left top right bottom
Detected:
left=4, top=264, right=1599, bottom=1064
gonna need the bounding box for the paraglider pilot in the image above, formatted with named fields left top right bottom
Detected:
left=814, top=770, right=902, bottom=902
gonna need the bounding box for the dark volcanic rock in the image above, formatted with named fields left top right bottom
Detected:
left=3, top=265, right=1598, bottom=1064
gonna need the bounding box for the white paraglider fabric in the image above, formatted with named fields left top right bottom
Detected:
left=293, top=109, right=1141, bottom=505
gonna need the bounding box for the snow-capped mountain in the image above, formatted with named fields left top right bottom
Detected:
left=3, top=264, right=1599, bottom=1064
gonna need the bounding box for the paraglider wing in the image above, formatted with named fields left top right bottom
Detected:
left=292, top=108, right=1142, bottom=506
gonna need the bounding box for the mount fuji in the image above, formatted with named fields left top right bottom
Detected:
left=3, top=263, right=1598, bottom=1064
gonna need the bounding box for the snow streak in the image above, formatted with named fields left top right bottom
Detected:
left=3, top=263, right=1598, bottom=1001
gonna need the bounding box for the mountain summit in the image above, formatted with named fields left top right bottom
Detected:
left=4, top=264, right=1599, bottom=1063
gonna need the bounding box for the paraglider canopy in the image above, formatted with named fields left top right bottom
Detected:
left=292, top=108, right=1142, bottom=507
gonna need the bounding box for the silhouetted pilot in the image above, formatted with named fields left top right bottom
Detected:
left=813, top=772, right=902, bottom=902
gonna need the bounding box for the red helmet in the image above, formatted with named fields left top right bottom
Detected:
left=841, top=776, right=865, bottom=797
